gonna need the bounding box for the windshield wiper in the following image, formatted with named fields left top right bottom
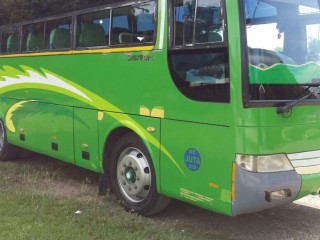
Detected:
left=276, top=86, right=320, bottom=115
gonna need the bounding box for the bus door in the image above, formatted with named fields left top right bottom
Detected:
left=160, top=0, right=233, bottom=215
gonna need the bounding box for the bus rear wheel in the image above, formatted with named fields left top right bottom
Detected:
left=0, top=120, right=20, bottom=161
left=110, top=132, right=170, bottom=216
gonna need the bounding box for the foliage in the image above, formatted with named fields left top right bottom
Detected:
left=0, top=0, right=112, bottom=24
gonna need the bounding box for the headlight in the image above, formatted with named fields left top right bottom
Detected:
left=235, top=154, right=294, bottom=173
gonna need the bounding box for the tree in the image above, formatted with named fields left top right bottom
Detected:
left=0, top=0, right=111, bottom=25
left=0, top=0, right=34, bottom=24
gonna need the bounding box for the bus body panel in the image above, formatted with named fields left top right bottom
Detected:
left=74, top=108, right=100, bottom=172
left=236, top=121, right=320, bottom=155
left=36, top=102, right=74, bottom=163
left=161, top=119, right=235, bottom=216
left=0, top=52, right=234, bottom=127
left=298, top=174, right=320, bottom=198
left=237, top=107, right=320, bottom=128
left=5, top=99, right=39, bottom=152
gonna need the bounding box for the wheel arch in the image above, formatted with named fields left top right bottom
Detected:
left=101, top=122, right=159, bottom=177
left=102, top=126, right=132, bottom=174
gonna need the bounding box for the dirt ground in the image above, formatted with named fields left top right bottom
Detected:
left=160, top=196, right=320, bottom=240
left=11, top=156, right=320, bottom=240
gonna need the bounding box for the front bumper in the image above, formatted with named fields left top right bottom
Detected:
left=232, top=166, right=301, bottom=216
left=232, top=150, right=320, bottom=216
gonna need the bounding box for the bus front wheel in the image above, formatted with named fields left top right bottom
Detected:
left=110, top=132, right=170, bottom=216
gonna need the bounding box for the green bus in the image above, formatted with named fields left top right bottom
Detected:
left=0, top=0, right=320, bottom=216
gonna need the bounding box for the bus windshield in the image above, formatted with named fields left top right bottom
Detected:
left=244, top=0, right=320, bottom=102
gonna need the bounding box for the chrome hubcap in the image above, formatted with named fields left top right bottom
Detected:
left=117, top=148, right=151, bottom=203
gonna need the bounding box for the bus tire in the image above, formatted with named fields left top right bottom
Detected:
left=110, top=132, right=170, bottom=216
left=0, top=120, right=20, bottom=161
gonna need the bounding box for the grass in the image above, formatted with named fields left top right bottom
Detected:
left=0, top=156, right=217, bottom=240
left=0, top=191, right=182, bottom=240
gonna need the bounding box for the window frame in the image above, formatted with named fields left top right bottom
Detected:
left=239, top=0, right=320, bottom=108
left=168, top=0, right=230, bottom=103
left=0, top=0, right=157, bottom=55
left=169, top=0, right=228, bottom=50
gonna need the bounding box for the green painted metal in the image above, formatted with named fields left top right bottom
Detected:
left=161, top=119, right=234, bottom=216
left=36, top=103, right=74, bottom=163
left=74, top=108, right=100, bottom=171
left=297, top=173, right=320, bottom=199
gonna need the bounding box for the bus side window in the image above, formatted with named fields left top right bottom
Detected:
left=49, top=28, right=71, bottom=49
left=111, top=13, right=130, bottom=45
left=77, top=10, right=110, bottom=48
left=79, top=23, right=106, bottom=47
left=111, top=1, right=155, bottom=45
left=7, top=33, right=19, bottom=53
left=174, top=0, right=223, bottom=45
left=195, top=1, right=223, bottom=44
left=136, top=10, right=155, bottom=42
left=22, top=22, right=45, bottom=52
left=1, top=27, right=20, bottom=53
left=46, top=17, right=72, bottom=50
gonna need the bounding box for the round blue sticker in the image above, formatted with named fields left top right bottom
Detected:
left=184, top=148, right=201, bottom=171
